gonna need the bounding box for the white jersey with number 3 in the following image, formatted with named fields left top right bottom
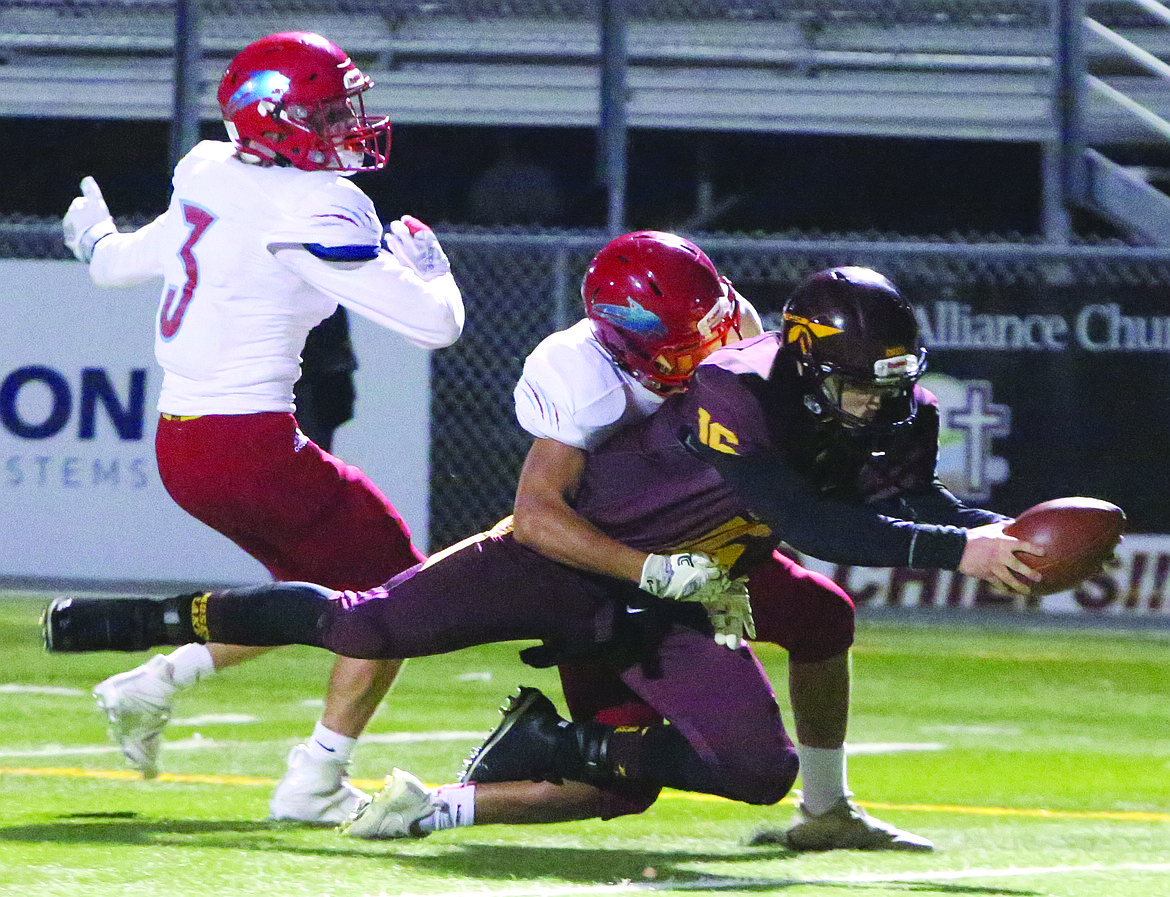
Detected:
left=87, top=140, right=463, bottom=416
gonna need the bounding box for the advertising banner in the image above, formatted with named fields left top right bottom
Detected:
left=900, top=285, right=1169, bottom=534
left=0, top=260, right=430, bottom=591
left=751, top=276, right=1170, bottom=623
left=795, top=533, right=1169, bottom=620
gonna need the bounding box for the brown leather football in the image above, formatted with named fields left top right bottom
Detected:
left=1004, top=497, right=1126, bottom=595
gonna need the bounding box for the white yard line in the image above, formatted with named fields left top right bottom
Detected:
left=368, top=863, right=1170, bottom=896
left=845, top=742, right=943, bottom=754
left=0, top=736, right=222, bottom=758
left=0, top=730, right=489, bottom=759
left=0, top=684, right=87, bottom=695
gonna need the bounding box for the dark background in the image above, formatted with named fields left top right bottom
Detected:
left=5, top=117, right=1052, bottom=236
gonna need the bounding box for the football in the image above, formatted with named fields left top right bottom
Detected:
left=1003, top=497, right=1126, bottom=595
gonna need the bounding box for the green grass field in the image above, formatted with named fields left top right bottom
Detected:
left=1, top=594, right=1167, bottom=897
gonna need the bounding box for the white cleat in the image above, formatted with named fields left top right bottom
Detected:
left=339, top=768, right=438, bottom=840
left=269, top=744, right=370, bottom=824
left=752, top=797, right=935, bottom=852
left=93, top=654, right=176, bottom=780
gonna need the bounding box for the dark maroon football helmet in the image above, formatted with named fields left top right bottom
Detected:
left=780, top=266, right=926, bottom=428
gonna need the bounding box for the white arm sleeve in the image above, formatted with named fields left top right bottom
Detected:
left=266, top=179, right=463, bottom=348
left=88, top=214, right=168, bottom=287
left=275, top=247, right=465, bottom=349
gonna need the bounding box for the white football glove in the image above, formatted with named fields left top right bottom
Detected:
left=639, top=552, right=722, bottom=600
left=640, top=553, right=754, bottom=650
left=63, top=176, right=116, bottom=263
left=699, top=579, right=756, bottom=649
left=383, top=215, right=451, bottom=282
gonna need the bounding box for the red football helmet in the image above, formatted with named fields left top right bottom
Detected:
left=217, top=31, right=390, bottom=173
left=582, top=231, right=741, bottom=392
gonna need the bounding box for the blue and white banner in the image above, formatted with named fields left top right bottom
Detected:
left=0, top=260, right=430, bottom=590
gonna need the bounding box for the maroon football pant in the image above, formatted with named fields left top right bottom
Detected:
left=556, top=547, right=853, bottom=814
left=156, top=412, right=423, bottom=590
left=559, top=547, right=855, bottom=725
left=313, top=529, right=796, bottom=806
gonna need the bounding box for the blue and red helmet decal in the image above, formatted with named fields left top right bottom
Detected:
left=590, top=298, right=668, bottom=338
left=224, top=70, right=291, bottom=117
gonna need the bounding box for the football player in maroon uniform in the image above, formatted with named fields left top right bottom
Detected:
left=45, top=267, right=1038, bottom=842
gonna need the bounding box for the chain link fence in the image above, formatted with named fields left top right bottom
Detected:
left=5, top=216, right=1170, bottom=548
left=429, top=227, right=1170, bottom=547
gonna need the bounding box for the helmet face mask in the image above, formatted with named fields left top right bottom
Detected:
left=782, top=266, right=926, bottom=430
left=810, top=353, right=925, bottom=429
left=218, top=32, right=391, bottom=173
left=583, top=231, right=741, bottom=393
left=622, top=283, right=737, bottom=391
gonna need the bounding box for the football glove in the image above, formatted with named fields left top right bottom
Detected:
left=63, top=176, right=116, bottom=263
left=697, top=578, right=755, bottom=649
left=383, top=215, right=451, bottom=282
left=639, top=552, right=722, bottom=601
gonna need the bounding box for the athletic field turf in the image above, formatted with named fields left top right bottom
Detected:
left=1, top=594, right=1166, bottom=897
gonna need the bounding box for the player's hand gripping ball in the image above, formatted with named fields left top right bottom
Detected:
left=1004, top=497, right=1125, bottom=595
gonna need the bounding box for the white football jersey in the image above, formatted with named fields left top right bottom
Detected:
left=515, top=319, right=664, bottom=451
left=88, top=140, right=463, bottom=416
left=514, top=296, right=762, bottom=450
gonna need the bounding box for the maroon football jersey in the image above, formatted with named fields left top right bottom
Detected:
left=575, top=334, right=781, bottom=574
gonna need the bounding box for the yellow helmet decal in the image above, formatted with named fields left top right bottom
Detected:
left=783, top=312, right=843, bottom=339
left=784, top=311, right=843, bottom=355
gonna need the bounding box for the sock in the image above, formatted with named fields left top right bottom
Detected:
left=165, top=643, right=216, bottom=688
left=305, top=722, right=357, bottom=764
left=796, top=744, right=849, bottom=816
left=202, top=583, right=333, bottom=647
left=417, top=783, right=475, bottom=832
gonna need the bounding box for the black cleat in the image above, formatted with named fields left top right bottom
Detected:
left=42, top=596, right=161, bottom=653
left=459, top=686, right=568, bottom=784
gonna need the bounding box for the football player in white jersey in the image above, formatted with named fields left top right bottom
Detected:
left=341, top=232, right=930, bottom=849
left=61, top=31, right=465, bottom=823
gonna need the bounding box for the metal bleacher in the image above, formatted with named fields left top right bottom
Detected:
left=5, top=0, right=1170, bottom=243
left=0, top=0, right=1163, bottom=139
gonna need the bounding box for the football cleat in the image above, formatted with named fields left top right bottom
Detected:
left=750, top=797, right=935, bottom=852
left=269, top=744, right=370, bottom=824
left=43, top=595, right=160, bottom=653
left=93, top=654, right=177, bottom=779
left=339, top=768, right=438, bottom=839
left=459, top=686, right=567, bottom=785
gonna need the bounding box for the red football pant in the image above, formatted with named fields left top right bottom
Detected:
left=155, top=412, right=423, bottom=590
